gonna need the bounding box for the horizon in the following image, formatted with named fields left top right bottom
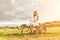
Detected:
left=0, top=20, right=60, bottom=27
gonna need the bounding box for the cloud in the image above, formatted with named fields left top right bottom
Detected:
left=0, top=0, right=40, bottom=22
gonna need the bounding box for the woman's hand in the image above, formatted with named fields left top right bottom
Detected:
left=30, top=20, right=35, bottom=23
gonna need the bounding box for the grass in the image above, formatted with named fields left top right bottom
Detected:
left=0, top=27, right=60, bottom=40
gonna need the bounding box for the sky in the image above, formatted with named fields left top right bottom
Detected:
left=0, top=0, right=60, bottom=25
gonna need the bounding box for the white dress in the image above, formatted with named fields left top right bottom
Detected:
left=30, top=16, right=39, bottom=26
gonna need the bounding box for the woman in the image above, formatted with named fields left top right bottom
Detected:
left=30, top=11, right=40, bottom=34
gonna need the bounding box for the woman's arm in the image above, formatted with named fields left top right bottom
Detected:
left=34, top=15, right=39, bottom=22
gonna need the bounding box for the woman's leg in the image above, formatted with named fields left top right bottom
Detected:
left=35, top=26, right=40, bottom=34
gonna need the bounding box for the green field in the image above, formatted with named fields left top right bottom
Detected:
left=0, top=27, right=60, bottom=40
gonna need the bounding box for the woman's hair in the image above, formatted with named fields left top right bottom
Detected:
left=33, top=11, right=38, bottom=17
